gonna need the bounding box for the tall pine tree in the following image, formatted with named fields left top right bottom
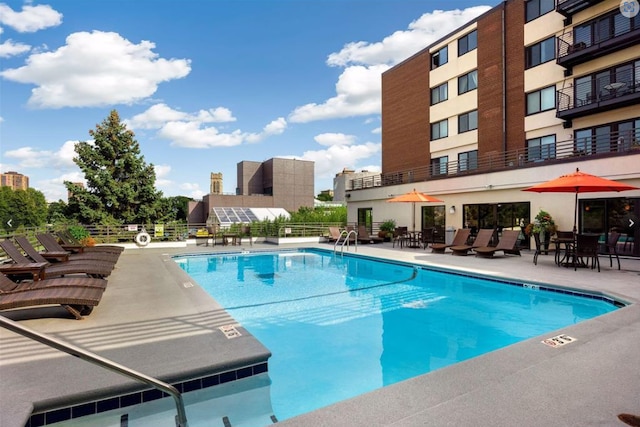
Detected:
left=66, top=110, right=161, bottom=224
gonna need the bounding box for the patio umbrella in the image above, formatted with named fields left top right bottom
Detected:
left=522, top=168, right=639, bottom=233
left=387, top=188, right=444, bottom=232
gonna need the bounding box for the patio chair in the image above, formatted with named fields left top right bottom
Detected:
left=0, top=239, right=114, bottom=279
left=421, top=227, right=435, bottom=250
left=56, top=230, right=124, bottom=254
left=327, top=227, right=354, bottom=244
left=14, top=236, right=116, bottom=270
left=473, top=230, right=521, bottom=258
left=238, top=225, right=253, bottom=246
left=0, top=284, right=104, bottom=320
left=600, top=231, right=621, bottom=270
left=392, top=227, right=408, bottom=248
left=357, top=225, right=384, bottom=244
left=36, top=233, right=120, bottom=263
left=430, top=228, right=471, bottom=254
left=1, top=272, right=108, bottom=293
left=450, top=228, right=495, bottom=256
left=573, top=234, right=600, bottom=272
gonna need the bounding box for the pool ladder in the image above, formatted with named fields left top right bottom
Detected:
left=0, top=315, right=189, bottom=427
left=334, top=229, right=358, bottom=253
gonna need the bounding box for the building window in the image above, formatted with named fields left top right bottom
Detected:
left=525, top=0, right=555, bottom=23
left=526, top=86, right=556, bottom=115
left=431, top=46, right=448, bottom=69
left=458, top=150, right=478, bottom=172
left=458, top=70, right=478, bottom=94
left=526, top=135, right=556, bottom=162
left=431, top=156, right=448, bottom=176
left=430, top=119, right=448, bottom=140
left=458, top=110, right=478, bottom=133
left=431, top=83, right=448, bottom=105
left=525, top=37, right=555, bottom=68
left=458, top=30, right=477, bottom=56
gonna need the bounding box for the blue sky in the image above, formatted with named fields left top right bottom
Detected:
left=0, top=0, right=494, bottom=202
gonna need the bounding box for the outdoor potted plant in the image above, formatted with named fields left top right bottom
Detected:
left=379, top=219, right=397, bottom=242
left=532, top=210, right=557, bottom=254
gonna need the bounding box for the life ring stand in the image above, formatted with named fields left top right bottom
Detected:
left=135, top=230, right=151, bottom=247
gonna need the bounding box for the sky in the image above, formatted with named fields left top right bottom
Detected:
left=0, top=0, right=495, bottom=202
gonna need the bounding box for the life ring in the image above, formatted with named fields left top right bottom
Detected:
left=135, top=231, right=151, bottom=247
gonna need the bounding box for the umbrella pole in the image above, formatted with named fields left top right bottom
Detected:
left=573, top=192, right=578, bottom=234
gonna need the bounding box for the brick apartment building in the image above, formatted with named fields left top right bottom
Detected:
left=347, top=0, right=640, bottom=255
left=0, top=171, right=29, bottom=190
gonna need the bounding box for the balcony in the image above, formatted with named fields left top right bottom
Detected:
left=347, top=132, right=640, bottom=191
left=556, top=0, right=604, bottom=20
left=557, top=70, right=640, bottom=121
left=557, top=27, right=640, bottom=72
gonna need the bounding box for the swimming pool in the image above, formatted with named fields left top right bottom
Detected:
left=176, top=248, right=619, bottom=422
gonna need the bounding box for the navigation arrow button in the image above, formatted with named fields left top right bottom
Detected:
left=6, top=219, right=12, bottom=227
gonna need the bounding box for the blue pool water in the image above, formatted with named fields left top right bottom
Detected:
left=176, top=248, right=618, bottom=422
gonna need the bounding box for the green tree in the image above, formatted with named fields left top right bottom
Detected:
left=65, top=110, right=161, bottom=224
left=156, top=196, right=192, bottom=223
left=0, top=187, right=48, bottom=230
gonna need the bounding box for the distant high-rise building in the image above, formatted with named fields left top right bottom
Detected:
left=0, top=171, right=29, bottom=190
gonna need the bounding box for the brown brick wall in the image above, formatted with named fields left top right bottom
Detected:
left=381, top=50, right=431, bottom=174
left=477, top=1, right=524, bottom=158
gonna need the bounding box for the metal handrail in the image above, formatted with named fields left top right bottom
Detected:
left=334, top=229, right=358, bottom=254
left=0, top=315, right=188, bottom=427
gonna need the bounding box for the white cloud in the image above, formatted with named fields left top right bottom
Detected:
left=179, top=182, right=205, bottom=200
left=289, top=6, right=491, bottom=123
left=154, top=164, right=171, bottom=178
left=298, top=140, right=381, bottom=181
left=126, top=103, right=236, bottom=130
left=0, top=3, right=62, bottom=33
left=0, top=39, right=31, bottom=57
left=314, top=133, right=356, bottom=147
left=4, top=140, right=79, bottom=169
left=36, top=171, right=86, bottom=202
left=0, top=31, right=191, bottom=108
left=127, top=104, right=286, bottom=148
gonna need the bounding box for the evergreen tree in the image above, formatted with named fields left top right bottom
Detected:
left=65, top=110, right=161, bottom=224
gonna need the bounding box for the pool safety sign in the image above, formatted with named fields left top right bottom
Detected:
left=219, top=324, right=242, bottom=339
left=542, top=334, right=576, bottom=348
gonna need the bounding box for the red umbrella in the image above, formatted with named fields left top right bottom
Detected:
left=387, top=189, right=444, bottom=232
left=522, top=168, right=639, bottom=232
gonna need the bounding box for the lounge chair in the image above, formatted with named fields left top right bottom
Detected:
left=327, top=227, right=354, bottom=244
left=357, top=226, right=384, bottom=244
left=1, top=272, right=108, bottom=293
left=0, top=239, right=113, bottom=279
left=36, top=233, right=120, bottom=263
left=473, top=230, right=522, bottom=258
left=56, top=230, right=124, bottom=254
left=450, top=228, right=495, bottom=256
left=0, top=284, right=104, bottom=319
left=430, top=228, right=471, bottom=254
left=14, top=236, right=116, bottom=271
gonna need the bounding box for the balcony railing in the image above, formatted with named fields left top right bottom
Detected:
left=347, top=131, right=639, bottom=191
left=557, top=26, right=640, bottom=70
left=557, top=69, right=640, bottom=120
left=556, top=0, right=604, bottom=18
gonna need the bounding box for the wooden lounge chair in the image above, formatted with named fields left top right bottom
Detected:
left=1, top=272, right=108, bottom=293
left=56, top=230, right=124, bottom=254
left=430, top=228, right=471, bottom=254
left=450, top=228, right=495, bottom=256
left=13, top=236, right=116, bottom=271
left=36, top=233, right=120, bottom=263
left=327, top=227, right=354, bottom=244
left=473, top=230, right=521, bottom=258
left=357, top=225, right=384, bottom=244
left=0, top=284, right=104, bottom=319
left=0, top=239, right=113, bottom=279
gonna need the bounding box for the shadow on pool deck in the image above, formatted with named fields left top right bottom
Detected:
left=1, top=241, right=639, bottom=427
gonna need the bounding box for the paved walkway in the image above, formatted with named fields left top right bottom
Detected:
left=1, top=241, right=639, bottom=427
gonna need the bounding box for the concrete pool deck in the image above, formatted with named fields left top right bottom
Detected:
left=1, top=241, right=639, bottom=427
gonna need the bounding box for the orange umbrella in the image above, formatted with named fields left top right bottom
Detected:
left=522, top=168, right=639, bottom=232
left=387, top=189, right=444, bottom=232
